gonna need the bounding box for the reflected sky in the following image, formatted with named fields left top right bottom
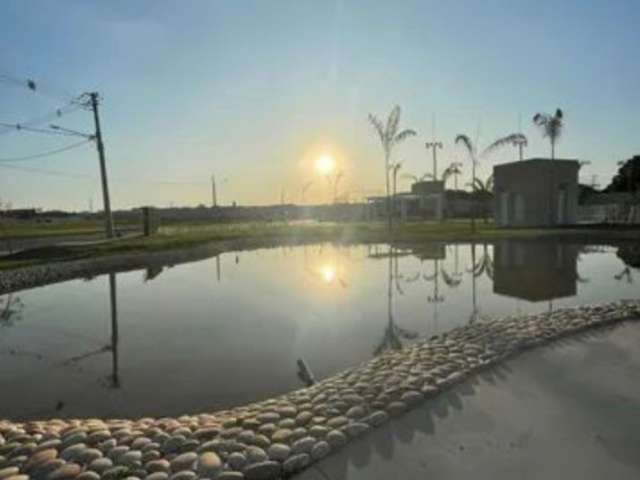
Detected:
left=0, top=241, right=638, bottom=421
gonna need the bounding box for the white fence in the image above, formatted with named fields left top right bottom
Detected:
left=578, top=204, right=640, bottom=224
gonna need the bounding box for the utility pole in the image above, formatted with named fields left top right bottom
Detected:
left=88, top=92, right=114, bottom=238
left=513, top=136, right=527, bottom=161
left=211, top=174, right=217, bottom=207
left=425, top=141, right=443, bottom=181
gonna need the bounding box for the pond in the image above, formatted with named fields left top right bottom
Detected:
left=1, top=240, right=638, bottom=422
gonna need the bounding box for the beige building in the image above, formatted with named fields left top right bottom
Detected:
left=493, top=158, right=580, bottom=227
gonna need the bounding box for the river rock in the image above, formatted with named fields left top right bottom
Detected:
left=144, top=473, right=168, bottom=480
left=168, top=471, right=196, bottom=480
left=291, top=437, right=314, bottom=455
left=325, top=430, right=346, bottom=449
left=266, top=444, right=289, bottom=462
left=245, top=446, right=267, bottom=464
left=87, top=458, right=113, bottom=473
left=47, top=463, right=82, bottom=480
left=170, top=453, right=196, bottom=472
left=197, top=452, right=222, bottom=477
left=76, top=471, right=100, bottom=480
left=216, top=472, right=244, bottom=480
left=145, top=460, right=170, bottom=474
left=227, top=452, right=247, bottom=471
left=310, top=441, right=330, bottom=460
left=243, top=461, right=280, bottom=480
left=282, top=454, right=310, bottom=475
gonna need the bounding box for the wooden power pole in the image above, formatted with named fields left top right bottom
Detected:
left=88, top=92, right=114, bottom=238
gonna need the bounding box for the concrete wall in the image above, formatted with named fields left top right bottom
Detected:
left=493, top=158, right=579, bottom=227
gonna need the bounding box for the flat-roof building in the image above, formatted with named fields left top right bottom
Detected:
left=493, top=158, right=580, bottom=227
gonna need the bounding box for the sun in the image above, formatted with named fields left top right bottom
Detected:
left=315, top=154, right=335, bottom=175
left=320, top=264, right=336, bottom=284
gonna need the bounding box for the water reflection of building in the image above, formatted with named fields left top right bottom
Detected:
left=493, top=241, right=579, bottom=301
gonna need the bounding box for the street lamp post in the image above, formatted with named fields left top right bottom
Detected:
left=425, top=141, right=443, bottom=181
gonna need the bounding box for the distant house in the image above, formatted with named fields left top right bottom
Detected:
left=366, top=180, right=446, bottom=221
left=493, top=158, right=580, bottom=227
left=0, top=208, right=38, bottom=220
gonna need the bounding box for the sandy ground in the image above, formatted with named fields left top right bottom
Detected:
left=296, top=320, right=640, bottom=480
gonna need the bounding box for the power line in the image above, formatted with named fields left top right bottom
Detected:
left=0, top=102, right=82, bottom=136
left=0, top=162, right=94, bottom=180
left=0, top=139, right=93, bottom=163
left=0, top=122, right=86, bottom=138
left=0, top=73, right=77, bottom=104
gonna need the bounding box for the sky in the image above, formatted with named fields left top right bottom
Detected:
left=1, top=0, right=639, bottom=210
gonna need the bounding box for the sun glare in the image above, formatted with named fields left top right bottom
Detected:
left=320, top=264, right=337, bottom=284
left=315, top=154, right=335, bottom=175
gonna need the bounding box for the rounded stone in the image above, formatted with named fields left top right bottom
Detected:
left=291, top=437, right=315, bottom=455
left=145, top=460, right=170, bottom=474
left=243, top=461, right=280, bottom=480
left=88, top=458, right=113, bottom=473
left=310, top=441, right=330, bottom=460
left=144, top=473, right=168, bottom=480
left=245, top=446, right=267, bottom=464
left=217, top=472, right=244, bottom=480
left=76, top=472, right=100, bottom=480
left=47, top=463, right=82, bottom=480
left=119, top=450, right=143, bottom=467
left=227, top=452, right=247, bottom=471
left=168, top=471, right=196, bottom=480
left=60, top=444, right=87, bottom=462
left=266, top=444, right=290, bottom=462
left=294, top=412, right=312, bottom=426
left=0, top=468, right=19, bottom=480
left=400, top=390, right=423, bottom=406
left=345, top=406, right=366, bottom=419
left=170, top=453, right=196, bottom=472
left=5, top=475, right=29, bottom=480
left=365, top=411, right=389, bottom=427
left=25, top=448, right=58, bottom=471
left=270, top=429, right=292, bottom=444
left=326, top=417, right=348, bottom=429
left=344, top=422, right=369, bottom=438
left=282, top=454, right=310, bottom=475
left=386, top=401, right=407, bottom=416
left=326, top=430, right=346, bottom=449
left=197, top=452, right=222, bottom=477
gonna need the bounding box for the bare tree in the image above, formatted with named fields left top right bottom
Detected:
left=533, top=108, right=564, bottom=159
left=368, top=106, right=417, bottom=230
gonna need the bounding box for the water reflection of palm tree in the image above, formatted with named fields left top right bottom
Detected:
left=373, top=246, right=418, bottom=356
left=441, top=245, right=463, bottom=288
left=468, top=243, right=479, bottom=323
left=614, top=267, right=634, bottom=284
left=0, top=293, right=24, bottom=327
left=424, top=259, right=445, bottom=333
left=472, top=243, right=494, bottom=280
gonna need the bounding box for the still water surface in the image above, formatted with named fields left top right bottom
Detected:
left=0, top=241, right=638, bottom=421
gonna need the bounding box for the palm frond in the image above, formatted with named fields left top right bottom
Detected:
left=455, top=134, right=475, bottom=160
left=386, top=105, right=401, bottom=140
left=368, top=113, right=385, bottom=144
left=394, top=128, right=417, bottom=144
left=402, top=173, right=418, bottom=182
left=482, top=133, right=528, bottom=156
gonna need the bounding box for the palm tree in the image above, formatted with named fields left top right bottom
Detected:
left=390, top=163, right=402, bottom=218
left=533, top=108, right=564, bottom=159
left=484, top=133, right=528, bottom=161
left=402, top=172, right=433, bottom=184
left=472, top=175, right=494, bottom=223
left=455, top=133, right=526, bottom=231
left=455, top=134, right=480, bottom=232
left=369, top=106, right=417, bottom=230
left=442, top=162, right=463, bottom=190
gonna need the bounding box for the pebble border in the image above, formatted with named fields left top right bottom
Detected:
left=1, top=300, right=639, bottom=480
